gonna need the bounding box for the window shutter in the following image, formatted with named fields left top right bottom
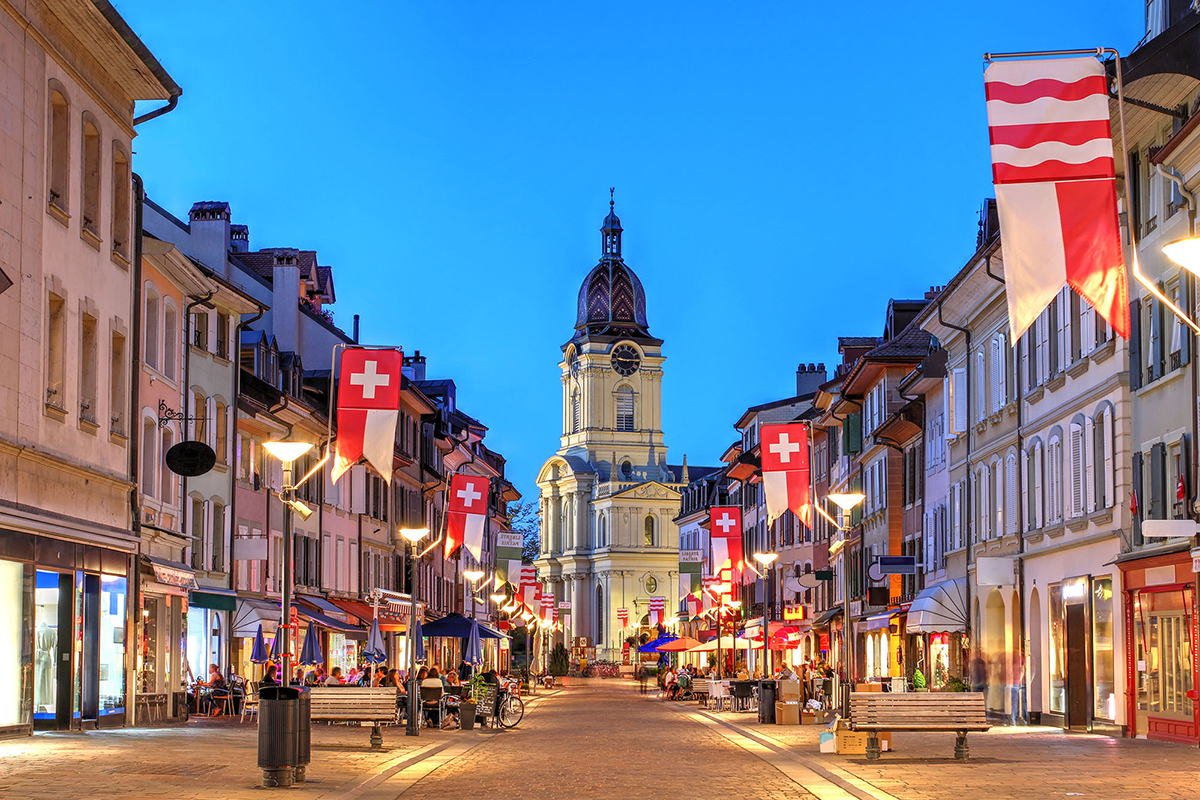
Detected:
left=1006, top=454, right=1018, bottom=535
left=976, top=350, right=987, bottom=420
left=1069, top=291, right=1081, bottom=362
left=844, top=412, right=862, bottom=454
left=1021, top=449, right=1030, bottom=531
left=1085, top=417, right=1096, bottom=513
left=850, top=473, right=863, bottom=526
left=1049, top=296, right=1061, bottom=374
left=990, top=338, right=1001, bottom=413
left=1180, top=434, right=1191, bottom=516
left=1081, top=298, right=1095, bottom=356
left=951, top=368, right=967, bottom=433
left=1132, top=451, right=1144, bottom=544
left=1037, top=312, right=1050, bottom=382
left=1103, top=408, right=1115, bottom=509
left=1150, top=295, right=1163, bottom=381
left=1150, top=442, right=1166, bottom=520
left=1021, top=333, right=1031, bottom=394
left=1182, top=276, right=1192, bottom=366
left=1129, top=300, right=1142, bottom=390
left=1034, top=443, right=1044, bottom=529
left=1070, top=423, right=1084, bottom=518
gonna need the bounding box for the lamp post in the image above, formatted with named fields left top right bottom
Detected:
left=826, top=491, right=865, bottom=715
left=398, top=527, right=428, bottom=736
left=752, top=552, right=779, bottom=676
left=261, top=441, right=317, bottom=690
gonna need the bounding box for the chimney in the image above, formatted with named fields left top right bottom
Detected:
left=353, top=314, right=360, bottom=343
left=404, top=349, right=427, bottom=382
left=796, top=362, right=827, bottom=396
left=230, top=224, right=250, bottom=253
left=188, top=201, right=231, bottom=278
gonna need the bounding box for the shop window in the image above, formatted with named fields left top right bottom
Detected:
left=0, top=559, right=25, bottom=727
left=1092, top=578, right=1115, bottom=720
left=98, top=574, right=127, bottom=716
left=1049, top=584, right=1065, bottom=714
left=1135, top=587, right=1195, bottom=719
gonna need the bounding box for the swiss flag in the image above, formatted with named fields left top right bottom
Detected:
left=761, top=423, right=812, bottom=528
left=709, top=506, right=745, bottom=585
left=446, top=474, right=489, bottom=559
left=332, top=348, right=403, bottom=484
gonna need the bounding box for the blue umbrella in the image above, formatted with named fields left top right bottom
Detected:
left=463, top=619, right=484, bottom=666
left=420, top=612, right=503, bottom=639
left=298, top=624, right=323, bottom=666
left=249, top=624, right=269, bottom=664
left=268, top=633, right=281, bottom=663
left=413, top=615, right=425, bottom=662
left=364, top=617, right=386, bottom=664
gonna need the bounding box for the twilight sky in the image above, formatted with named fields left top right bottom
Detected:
left=118, top=0, right=1139, bottom=503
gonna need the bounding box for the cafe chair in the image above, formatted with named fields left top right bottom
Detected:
left=419, top=686, right=446, bottom=728
left=240, top=681, right=260, bottom=723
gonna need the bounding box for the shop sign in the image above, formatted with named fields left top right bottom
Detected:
left=819, top=633, right=830, bottom=651
left=680, top=550, right=703, bottom=563
left=783, top=605, right=805, bottom=622
left=1190, top=547, right=1200, bottom=574
left=497, top=531, right=523, bottom=549
left=558, top=600, right=572, bottom=610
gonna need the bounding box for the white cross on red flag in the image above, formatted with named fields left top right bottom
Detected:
left=333, top=348, right=403, bottom=484
left=709, top=506, right=745, bottom=586
left=985, top=56, right=1129, bottom=342
left=446, top=474, right=489, bottom=560
left=761, top=423, right=812, bottom=528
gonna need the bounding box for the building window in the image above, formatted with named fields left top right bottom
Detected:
left=215, top=401, right=228, bottom=464
left=644, top=515, right=655, bottom=547
left=212, top=501, right=225, bottom=573
left=111, top=144, right=130, bottom=260
left=193, top=310, right=209, bottom=351
left=110, top=331, right=126, bottom=436
left=144, top=290, right=159, bottom=371
left=81, top=115, right=100, bottom=239
left=47, top=86, right=69, bottom=213
left=191, top=496, right=205, bottom=570
left=160, top=428, right=175, bottom=505
left=80, top=312, right=97, bottom=424
left=45, top=291, right=66, bottom=411
left=141, top=417, right=156, bottom=497
left=163, top=302, right=177, bottom=381
left=616, top=387, right=634, bottom=431
left=1047, top=435, right=1063, bottom=523
left=571, top=390, right=580, bottom=434
left=216, top=313, right=230, bottom=359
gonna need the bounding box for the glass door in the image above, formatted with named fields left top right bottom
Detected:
left=1134, top=588, right=1195, bottom=735
left=34, top=570, right=72, bottom=729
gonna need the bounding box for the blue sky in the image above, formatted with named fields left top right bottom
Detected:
left=118, top=0, right=1140, bottom=503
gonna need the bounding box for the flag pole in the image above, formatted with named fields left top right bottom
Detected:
left=984, top=46, right=1199, bottom=334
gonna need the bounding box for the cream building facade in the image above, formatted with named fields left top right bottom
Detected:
left=536, top=204, right=706, bottom=660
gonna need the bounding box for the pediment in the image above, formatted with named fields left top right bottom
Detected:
left=609, top=480, right=680, bottom=501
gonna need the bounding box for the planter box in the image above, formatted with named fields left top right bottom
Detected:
left=460, top=702, right=477, bottom=730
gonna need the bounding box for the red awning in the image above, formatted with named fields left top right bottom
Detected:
left=327, top=597, right=411, bottom=632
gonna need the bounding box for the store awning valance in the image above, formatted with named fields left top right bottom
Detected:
left=141, top=555, right=196, bottom=589
left=298, top=605, right=367, bottom=641
left=860, top=611, right=895, bottom=632
left=906, top=578, right=968, bottom=635
left=190, top=587, right=237, bottom=611
left=234, top=598, right=278, bottom=638
left=811, top=607, right=842, bottom=629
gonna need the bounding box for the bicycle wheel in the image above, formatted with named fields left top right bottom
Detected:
left=498, top=695, right=525, bottom=728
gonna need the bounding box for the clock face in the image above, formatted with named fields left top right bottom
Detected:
left=645, top=576, right=657, bottom=593
left=611, top=344, right=641, bottom=376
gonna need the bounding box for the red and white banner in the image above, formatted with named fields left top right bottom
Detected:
left=517, top=565, right=538, bottom=608
left=709, top=506, right=745, bottom=585
left=332, top=348, right=403, bottom=484
left=648, top=597, right=666, bottom=627
left=761, top=423, right=812, bottom=527
left=617, top=608, right=629, bottom=628
left=985, top=56, right=1129, bottom=341
left=446, top=474, right=489, bottom=560
left=540, top=591, right=555, bottom=623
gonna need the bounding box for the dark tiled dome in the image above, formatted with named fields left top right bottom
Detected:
left=574, top=203, right=648, bottom=336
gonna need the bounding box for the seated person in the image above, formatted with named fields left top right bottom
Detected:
left=198, top=664, right=230, bottom=715
left=324, top=667, right=344, bottom=686
left=261, top=664, right=280, bottom=687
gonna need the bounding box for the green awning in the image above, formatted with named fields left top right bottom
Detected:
left=190, top=589, right=237, bottom=611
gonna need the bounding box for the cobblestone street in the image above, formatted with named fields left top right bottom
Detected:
left=6, top=682, right=1200, bottom=799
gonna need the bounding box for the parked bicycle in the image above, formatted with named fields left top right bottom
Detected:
left=495, top=676, right=525, bottom=728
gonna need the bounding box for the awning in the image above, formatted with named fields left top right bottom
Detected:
left=234, top=598, right=278, bottom=638
left=478, top=621, right=508, bottom=639
left=297, top=605, right=366, bottom=641
left=326, top=597, right=412, bottom=632
left=906, top=578, right=969, bottom=635
left=811, top=607, right=842, bottom=629
left=298, top=594, right=351, bottom=619
left=141, top=555, right=196, bottom=589
left=190, top=587, right=237, bottom=611
left=860, top=611, right=895, bottom=632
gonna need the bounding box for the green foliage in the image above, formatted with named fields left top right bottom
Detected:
left=507, top=500, right=541, bottom=564
left=467, top=673, right=489, bottom=703
left=912, top=669, right=926, bottom=689
left=943, top=676, right=970, bottom=692
left=548, top=642, right=570, bottom=677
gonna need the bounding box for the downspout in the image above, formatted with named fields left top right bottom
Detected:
left=181, top=291, right=215, bottom=570
left=937, top=298, right=973, bottom=684
left=228, top=305, right=264, bottom=595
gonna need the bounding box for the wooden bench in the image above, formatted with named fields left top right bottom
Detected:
left=850, top=692, right=990, bottom=761
left=308, top=687, right=398, bottom=749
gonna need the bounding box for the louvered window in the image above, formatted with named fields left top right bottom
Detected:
left=1070, top=422, right=1085, bottom=518
left=616, top=388, right=634, bottom=431
left=1006, top=452, right=1018, bottom=535
left=571, top=391, right=580, bottom=434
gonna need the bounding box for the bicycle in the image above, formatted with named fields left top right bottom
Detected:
left=495, top=677, right=525, bottom=728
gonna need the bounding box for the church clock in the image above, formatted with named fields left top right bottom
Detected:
left=611, top=344, right=641, bottom=376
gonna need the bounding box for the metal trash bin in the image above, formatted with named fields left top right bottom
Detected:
left=258, top=686, right=301, bottom=787
left=758, top=680, right=777, bottom=724
left=295, top=687, right=311, bottom=782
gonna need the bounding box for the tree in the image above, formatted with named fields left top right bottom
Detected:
left=508, top=500, right=540, bottom=563
left=548, top=642, right=570, bottom=677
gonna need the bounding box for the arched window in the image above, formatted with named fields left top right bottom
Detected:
left=144, top=288, right=160, bottom=370
left=615, top=387, right=634, bottom=432
left=598, top=513, right=606, bottom=547
left=571, top=390, right=580, bottom=434
left=141, top=416, right=156, bottom=497
left=1047, top=434, right=1063, bottom=523
left=81, top=114, right=100, bottom=238
left=991, top=332, right=1007, bottom=413
left=976, top=466, right=990, bottom=541
left=163, top=301, right=177, bottom=381
left=111, top=143, right=130, bottom=260
left=991, top=458, right=1003, bottom=537
left=1005, top=450, right=1018, bottom=535
left=644, top=515, right=655, bottom=547
left=160, top=428, right=175, bottom=505
left=47, top=84, right=69, bottom=212
left=621, top=460, right=633, bottom=480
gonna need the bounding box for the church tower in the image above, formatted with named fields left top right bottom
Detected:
left=536, top=196, right=698, bottom=664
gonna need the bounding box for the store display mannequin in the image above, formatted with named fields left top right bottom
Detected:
left=34, top=622, right=56, bottom=709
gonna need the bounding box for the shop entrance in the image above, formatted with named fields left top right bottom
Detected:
left=34, top=570, right=71, bottom=730
left=75, top=572, right=128, bottom=727
left=1065, top=603, right=1089, bottom=729
left=1133, top=587, right=1195, bottom=739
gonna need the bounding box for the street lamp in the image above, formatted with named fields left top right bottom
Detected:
left=398, top=526, right=428, bottom=737
left=463, top=569, right=484, bottom=583
left=260, top=441, right=315, bottom=694
left=822, top=492, right=865, bottom=715
left=753, top=552, right=779, bottom=676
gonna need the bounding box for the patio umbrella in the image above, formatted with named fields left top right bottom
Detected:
left=656, top=636, right=702, bottom=652
left=249, top=624, right=269, bottom=663
left=268, top=632, right=282, bottom=662
left=687, top=636, right=759, bottom=652
left=413, top=615, right=426, bottom=662
left=298, top=624, right=323, bottom=666
left=421, top=612, right=503, bottom=639
left=463, top=619, right=484, bottom=666
left=639, top=635, right=676, bottom=653
left=363, top=617, right=387, bottom=664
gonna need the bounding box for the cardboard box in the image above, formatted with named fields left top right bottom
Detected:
left=778, top=680, right=802, bottom=699
left=801, top=710, right=821, bottom=725
left=836, top=730, right=869, bottom=755
left=855, top=682, right=883, bottom=692
left=819, top=731, right=836, bottom=753
left=775, top=701, right=800, bottom=725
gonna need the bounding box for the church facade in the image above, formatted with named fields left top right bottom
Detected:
left=535, top=201, right=712, bottom=660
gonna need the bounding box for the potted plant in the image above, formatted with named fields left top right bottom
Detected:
left=942, top=676, right=970, bottom=692
left=912, top=669, right=928, bottom=692
left=460, top=674, right=485, bottom=730
left=549, top=642, right=570, bottom=686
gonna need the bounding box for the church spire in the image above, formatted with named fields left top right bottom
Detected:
left=602, top=187, right=622, bottom=258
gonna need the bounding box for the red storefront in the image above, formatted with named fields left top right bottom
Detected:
left=1119, top=546, right=1199, bottom=743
